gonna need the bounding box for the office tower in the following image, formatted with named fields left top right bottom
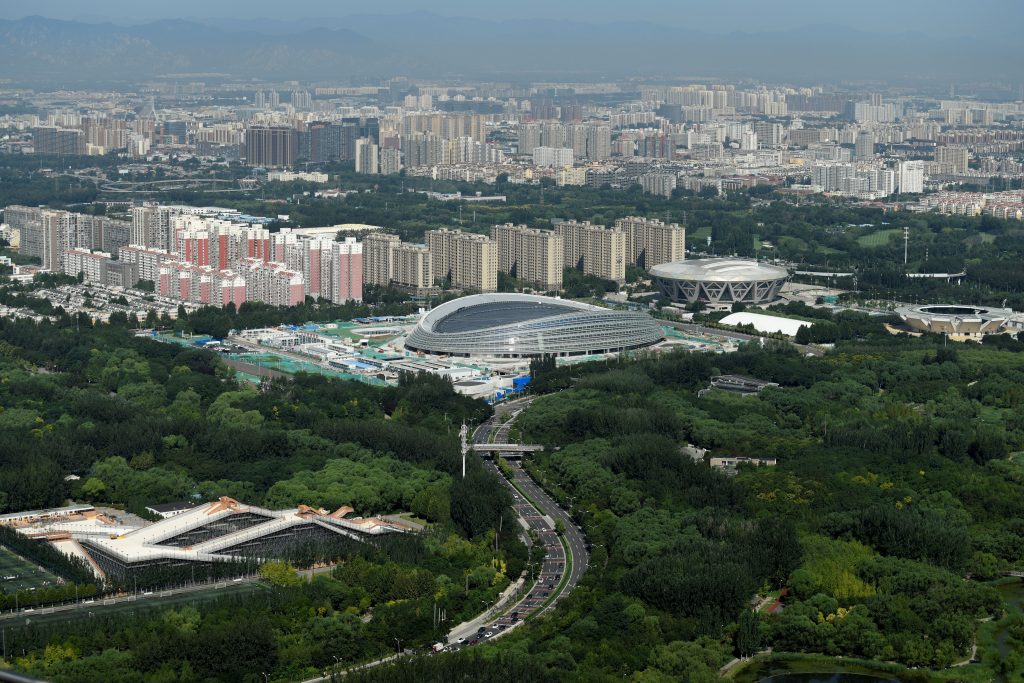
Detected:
left=532, top=147, right=574, bottom=167
left=615, top=216, right=686, bottom=269
left=363, top=233, right=401, bottom=286
left=245, top=126, right=298, bottom=167
left=554, top=220, right=626, bottom=283
left=425, top=228, right=497, bottom=292
left=935, top=146, right=969, bottom=173
left=490, top=224, right=564, bottom=290
left=31, top=127, right=85, bottom=155
left=898, top=160, right=925, bottom=194
left=855, top=131, right=874, bottom=159
left=161, top=120, right=188, bottom=144
left=342, top=117, right=380, bottom=145
left=303, top=121, right=341, bottom=163
left=354, top=138, right=379, bottom=174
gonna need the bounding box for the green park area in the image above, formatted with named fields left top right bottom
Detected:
left=856, top=228, right=902, bottom=247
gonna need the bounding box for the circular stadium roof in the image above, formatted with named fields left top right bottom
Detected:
left=405, top=293, right=664, bottom=358
left=898, top=304, right=1012, bottom=336
left=649, top=258, right=789, bottom=305
left=649, top=258, right=789, bottom=283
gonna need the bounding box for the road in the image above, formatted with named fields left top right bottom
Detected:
left=445, top=397, right=588, bottom=650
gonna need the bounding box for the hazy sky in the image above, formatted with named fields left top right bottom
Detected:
left=2, top=0, right=1021, bottom=39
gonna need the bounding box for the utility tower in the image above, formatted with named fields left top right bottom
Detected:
left=460, top=422, right=469, bottom=479
left=903, top=227, right=909, bottom=265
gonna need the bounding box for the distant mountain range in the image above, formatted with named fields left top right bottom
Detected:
left=1, top=13, right=1021, bottom=85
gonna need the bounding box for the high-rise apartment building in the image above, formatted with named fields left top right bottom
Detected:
left=245, top=126, right=298, bottom=167
left=392, top=243, right=432, bottom=291
left=935, top=146, right=969, bottom=174
left=425, top=228, right=497, bottom=292
left=32, top=127, right=86, bottom=155
left=898, top=160, right=925, bottom=194
left=640, top=174, right=677, bottom=199
left=554, top=220, right=626, bottom=283
left=490, top=224, right=564, bottom=291
left=7, top=206, right=129, bottom=271
left=855, top=130, right=875, bottom=159
left=363, top=233, right=401, bottom=287
left=518, top=123, right=542, bottom=155
left=328, top=238, right=363, bottom=303
left=380, top=148, right=402, bottom=175
left=362, top=233, right=433, bottom=292
left=615, top=216, right=686, bottom=269
left=532, top=147, right=573, bottom=168
left=753, top=122, right=784, bottom=147
left=354, top=138, right=379, bottom=174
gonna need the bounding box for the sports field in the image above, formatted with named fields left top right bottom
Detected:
left=0, top=547, right=61, bottom=593
left=857, top=228, right=901, bottom=247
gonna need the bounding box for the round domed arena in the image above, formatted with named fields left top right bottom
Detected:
left=404, top=293, right=664, bottom=358
left=649, top=258, right=789, bottom=305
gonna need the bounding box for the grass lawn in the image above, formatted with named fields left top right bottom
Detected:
left=0, top=547, right=62, bottom=593
left=690, top=226, right=712, bottom=244
left=857, top=228, right=902, bottom=248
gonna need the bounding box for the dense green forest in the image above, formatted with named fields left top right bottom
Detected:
left=0, top=308, right=534, bottom=681
left=484, top=324, right=1024, bottom=681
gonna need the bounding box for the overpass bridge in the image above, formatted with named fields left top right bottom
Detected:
left=471, top=443, right=544, bottom=459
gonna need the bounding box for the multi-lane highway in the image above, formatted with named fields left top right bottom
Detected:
left=446, top=397, right=588, bottom=649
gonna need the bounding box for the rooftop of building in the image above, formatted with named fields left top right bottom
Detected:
left=650, top=258, right=789, bottom=282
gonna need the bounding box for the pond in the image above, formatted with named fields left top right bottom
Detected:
left=754, top=675, right=899, bottom=683
left=733, top=659, right=907, bottom=683
left=992, top=577, right=1024, bottom=681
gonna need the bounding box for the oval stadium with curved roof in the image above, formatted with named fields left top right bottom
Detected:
left=404, top=293, right=664, bottom=358
left=898, top=304, right=1012, bottom=337
left=649, top=258, right=789, bottom=305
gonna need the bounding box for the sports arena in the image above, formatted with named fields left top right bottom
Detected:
left=404, top=293, right=663, bottom=358
left=898, top=304, right=1012, bottom=337
left=649, top=258, right=789, bottom=306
